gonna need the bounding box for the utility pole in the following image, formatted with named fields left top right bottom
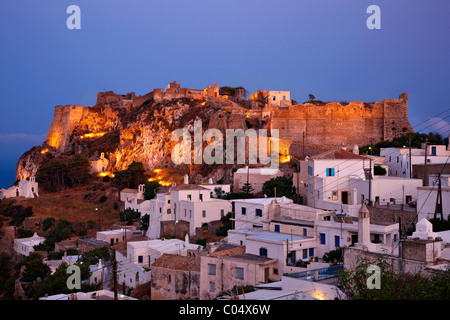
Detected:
left=408, top=134, right=412, bottom=179
left=424, top=138, right=429, bottom=186
left=398, top=217, right=403, bottom=276
left=434, top=173, right=443, bottom=221
left=368, top=158, right=372, bottom=206
left=295, top=157, right=300, bottom=204
left=112, top=249, right=118, bottom=300
left=96, top=207, right=100, bottom=231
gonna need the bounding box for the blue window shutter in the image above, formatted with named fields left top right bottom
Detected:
left=331, top=168, right=335, bottom=176
left=326, top=169, right=329, bottom=177
left=309, top=248, right=314, bottom=257
left=274, top=225, right=280, bottom=232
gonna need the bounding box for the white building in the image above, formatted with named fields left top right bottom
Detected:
left=120, top=184, right=145, bottom=204
left=232, top=197, right=293, bottom=230
left=123, top=178, right=233, bottom=238
left=236, top=276, right=346, bottom=300
left=125, top=238, right=201, bottom=269
left=306, top=148, right=371, bottom=212
left=13, top=232, right=45, bottom=256
left=227, top=228, right=316, bottom=276
left=117, top=260, right=151, bottom=289
left=0, top=177, right=39, bottom=200
left=89, top=152, right=109, bottom=174
left=168, top=184, right=232, bottom=236
left=39, top=289, right=138, bottom=300
left=417, top=184, right=450, bottom=221
left=96, top=229, right=134, bottom=246
left=233, top=167, right=284, bottom=194
left=380, top=144, right=450, bottom=178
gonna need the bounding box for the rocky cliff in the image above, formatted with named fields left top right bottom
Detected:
left=16, top=93, right=267, bottom=184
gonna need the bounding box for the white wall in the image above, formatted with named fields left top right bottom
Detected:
left=417, top=187, right=450, bottom=221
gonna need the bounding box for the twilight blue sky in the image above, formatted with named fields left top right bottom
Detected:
left=0, top=0, right=449, bottom=188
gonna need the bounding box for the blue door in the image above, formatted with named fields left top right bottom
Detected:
left=335, top=236, right=340, bottom=248
left=274, top=225, right=280, bottom=232
left=291, top=251, right=296, bottom=265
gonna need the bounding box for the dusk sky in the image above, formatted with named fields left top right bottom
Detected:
left=1, top=0, right=449, bottom=188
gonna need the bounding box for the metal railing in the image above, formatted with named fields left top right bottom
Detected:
left=284, top=264, right=343, bottom=280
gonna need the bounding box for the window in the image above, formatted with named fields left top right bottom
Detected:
left=187, top=194, right=192, bottom=200
left=254, top=183, right=257, bottom=189
left=221, top=209, right=224, bottom=217
left=432, top=146, right=436, bottom=156
left=326, top=168, right=335, bottom=177
left=168, top=275, right=172, bottom=283
left=184, top=209, right=187, bottom=217
left=320, top=233, right=326, bottom=245
left=274, top=225, right=280, bottom=232
left=138, top=256, right=143, bottom=263
left=202, top=210, right=206, bottom=218
left=260, top=248, right=268, bottom=257
left=239, top=182, right=243, bottom=188
left=308, top=166, right=313, bottom=175
left=331, top=190, right=338, bottom=201
left=389, top=156, right=391, bottom=162
left=189, top=210, right=192, bottom=218
left=242, top=207, right=246, bottom=215
left=303, top=228, right=307, bottom=236
left=168, top=200, right=170, bottom=204
left=255, top=209, right=262, bottom=217
left=200, top=194, right=203, bottom=202
left=159, top=207, right=162, bottom=213
left=209, top=282, right=215, bottom=292
left=167, top=208, right=171, bottom=214
left=309, top=248, right=314, bottom=257
left=303, top=249, right=307, bottom=259
left=397, top=157, right=399, bottom=163
left=236, top=267, right=244, bottom=279
left=335, top=235, right=340, bottom=247
left=208, top=264, right=216, bottom=275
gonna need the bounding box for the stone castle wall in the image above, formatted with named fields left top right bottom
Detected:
left=44, top=105, right=85, bottom=152
left=270, top=93, right=413, bottom=147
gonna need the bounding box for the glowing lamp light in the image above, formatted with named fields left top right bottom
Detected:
left=41, top=148, right=49, bottom=154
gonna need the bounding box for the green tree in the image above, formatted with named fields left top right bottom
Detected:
left=215, top=212, right=233, bottom=236
left=143, top=181, right=160, bottom=200
left=338, top=255, right=450, bottom=300
left=262, top=176, right=293, bottom=198
left=214, top=187, right=226, bottom=199
left=119, top=208, right=141, bottom=225
left=113, top=161, right=147, bottom=189
left=42, top=217, right=55, bottom=231
left=81, top=246, right=111, bottom=265
left=140, top=214, right=149, bottom=232
left=374, top=165, right=387, bottom=176
left=16, top=253, right=50, bottom=283
left=241, top=182, right=254, bottom=193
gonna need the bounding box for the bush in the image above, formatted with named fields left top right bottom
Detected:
left=195, top=238, right=207, bottom=247
left=43, top=217, right=55, bottom=231
left=102, top=176, right=110, bottom=183
left=98, top=195, right=108, bottom=203
left=17, top=228, right=34, bottom=238
left=322, top=247, right=344, bottom=264
left=119, top=208, right=141, bottom=225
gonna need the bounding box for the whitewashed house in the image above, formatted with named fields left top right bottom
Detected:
left=14, top=232, right=45, bottom=256
left=126, top=237, right=201, bottom=269
left=417, top=174, right=450, bottom=221
left=0, top=177, right=39, bottom=200
left=380, top=143, right=450, bottom=178
left=96, top=229, right=134, bottom=246
left=232, top=197, right=293, bottom=230
left=117, top=260, right=151, bottom=289
left=169, top=183, right=232, bottom=236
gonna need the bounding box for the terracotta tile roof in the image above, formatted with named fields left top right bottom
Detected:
left=209, top=245, right=245, bottom=258
left=151, top=253, right=201, bottom=272
left=310, top=148, right=367, bottom=160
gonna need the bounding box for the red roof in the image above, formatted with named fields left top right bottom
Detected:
left=311, top=148, right=367, bottom=160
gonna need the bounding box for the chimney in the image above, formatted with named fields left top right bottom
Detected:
left=355, top=195, right=376, bottom=251
left=184, top=174, right=189, bottom=184
left=208, top=177, right=213, bottom=184
left=185, top=233, right=190, bottom=244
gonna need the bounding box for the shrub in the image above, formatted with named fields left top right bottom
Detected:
left=43, top=217, right=55, bottom=231
left=17, top=228, right=34, bottom=238
left=98, top=195, right=108, bottom=203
